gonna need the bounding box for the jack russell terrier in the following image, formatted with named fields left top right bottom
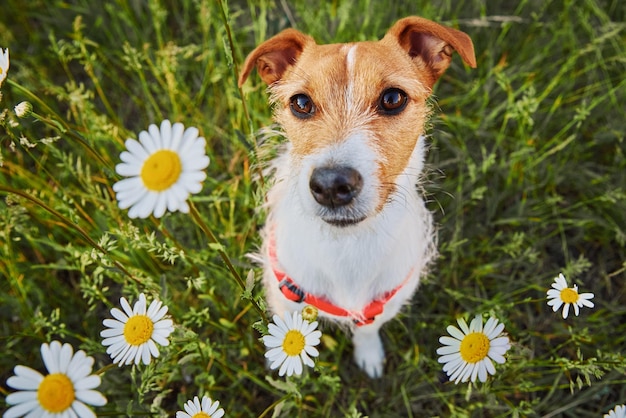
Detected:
left=239, top=16, right=476, bottom=378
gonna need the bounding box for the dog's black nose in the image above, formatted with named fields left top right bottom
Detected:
left=309, top=166, right=363, bottom=208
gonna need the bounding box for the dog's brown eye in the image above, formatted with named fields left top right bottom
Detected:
left=289, top=94, right=315, bottom=119
left=378, top=88, right=408, bottom=115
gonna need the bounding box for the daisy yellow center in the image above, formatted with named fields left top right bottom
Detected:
left=560, top=288, right=579, bottom=304
left=124, top=314, right=154, bottom=346
left=282, top=329, right=306, bottom=356
left=140, top=150, right=182, bottom=191
left=459, top=332, right=491, bottom=364
left=37, top=373, right=75, bottom=413
left=191, top=413, right=211, bottom=418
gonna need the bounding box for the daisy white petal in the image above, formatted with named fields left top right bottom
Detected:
left=604, top=405, right=626, bottom=418
left=446, top=324, right=466, bottom=340
left=100, top=324, right=123, bottom=338
left=437, top=344, right=460, bottom=356
left=6, top=390, right=38, bottom=405
left=112, top=176, right=142, bottom=193
left=262, top=335, right=284, bottom=348
left=562, top=302, right=571, bottom=319
left=482, top=317, right=498, bottom=338
left=73, top=375, right=101, bottom=392
left=178, top=126, right=200, bottom=155
left=300, top=351, right=315, bottom=368
left=304, top=344, right=320, bottom=358
left=179, top=171, right=208, bottom=193
left=70, top=400, right=96, bottom=418
left=66, top=351, right=91, bottom=381
left=0, top=48, right=9, bottom=87
left=438, top=315, right=510, bottom=384
left=152, top=194, right=168, bottom=218
left=115, top=162, right=141, bottom=178
left=183, top=155, right=211, bottom=172
left=115, top=344, right=138, bottom=365
left=4, top=341, right=106, bottom=417
left=115, top=189, right=147, bottom=209
left=7, top=366, right=44, bottom=390
left=441, top=355, right=463, bottom=372
left=139, top=129, right=157, bottom=154
left=178, top=199, right=191, bottom=213
left=165, top=185, right=188, bottom=211
left=146, top=299, right=162, bottom=317
left=158, top=120, right=171, bottom=148
left=120, top=296, right=134, bottom=316
left=469, top=315, right=483, bottom=332
left=129, top=192, right=158, bottom=219
left=41, top=341, right=60, bottom=374
left=179, top=136, right=206, bottom=158
left=125, top=138, right=149, bottom=160
left=457, top=317, right=470, bottom=334
left=169, top=122, right=185, bottom=151
left=439, top=336, right=460, bottom=347
left=147, top=339, right=160, bottom=358
left=151, top=331, right=173, bottom=347
left=4, top=399, right=41, bottom=418
left=477, top=360, right=489, bottom=382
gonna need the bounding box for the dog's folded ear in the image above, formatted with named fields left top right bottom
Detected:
left=238, top=29, right=314, bottom=87
left=384, top=16, right=476, bottom=87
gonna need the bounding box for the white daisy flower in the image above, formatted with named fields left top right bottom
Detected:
left=437, top=315, right=511, bottom=384
left=0, top=48, right=9, bottom=87
left=263, top=311, right=322, bottom=377
left=4, top=340, right=107, bottom=418
left=176, top=395, right=225, bottom=418
left=605, top=405, right=626, bottom=418
left=546, top=273, right=594, bottom=319
left=113, top=119, right=210, bottom=218
left=100, top=293, right=174, bottom=366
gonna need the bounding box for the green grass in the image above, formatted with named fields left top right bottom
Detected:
left=1, top=0, right=625, bottom=416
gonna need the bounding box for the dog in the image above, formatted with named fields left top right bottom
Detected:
left=238, top=16, right=476, bottom=378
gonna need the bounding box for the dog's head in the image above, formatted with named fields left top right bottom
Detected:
left=239, top=17, right=475, bottom=227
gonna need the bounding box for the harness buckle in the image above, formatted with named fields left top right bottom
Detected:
left=278, top=279, right=306, bottom=303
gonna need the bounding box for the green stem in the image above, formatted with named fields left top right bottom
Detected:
left=0, top=186, right=138, bottom=283
left=217, top=0, right=265, bottom=187
left=257, top=394, right=291, bottom=418
left=93, top=362, right=117, bottom=375
left=8, top=80, right=112, bottom=169
left=188, top=201, right=265, bottom=320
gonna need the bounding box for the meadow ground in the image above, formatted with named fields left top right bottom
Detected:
left=1, top=1, right=625, bottom=417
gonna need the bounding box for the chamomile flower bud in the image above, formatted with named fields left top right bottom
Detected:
left=0, top=48, right=9, bottom=87
left=301, top=305, right=319, bottom=322
left=14, top=101, right=32, bottom=118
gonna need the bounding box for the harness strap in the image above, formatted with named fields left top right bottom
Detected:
left=269, top=233, right=412, bottom=326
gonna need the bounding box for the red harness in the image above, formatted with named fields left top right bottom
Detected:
left=268, top=233, right=413, bottom=326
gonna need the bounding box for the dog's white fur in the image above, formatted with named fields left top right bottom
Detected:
left=239, top=17, right=475, bottom=377
left=262, top=137, right=435, bottom=377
